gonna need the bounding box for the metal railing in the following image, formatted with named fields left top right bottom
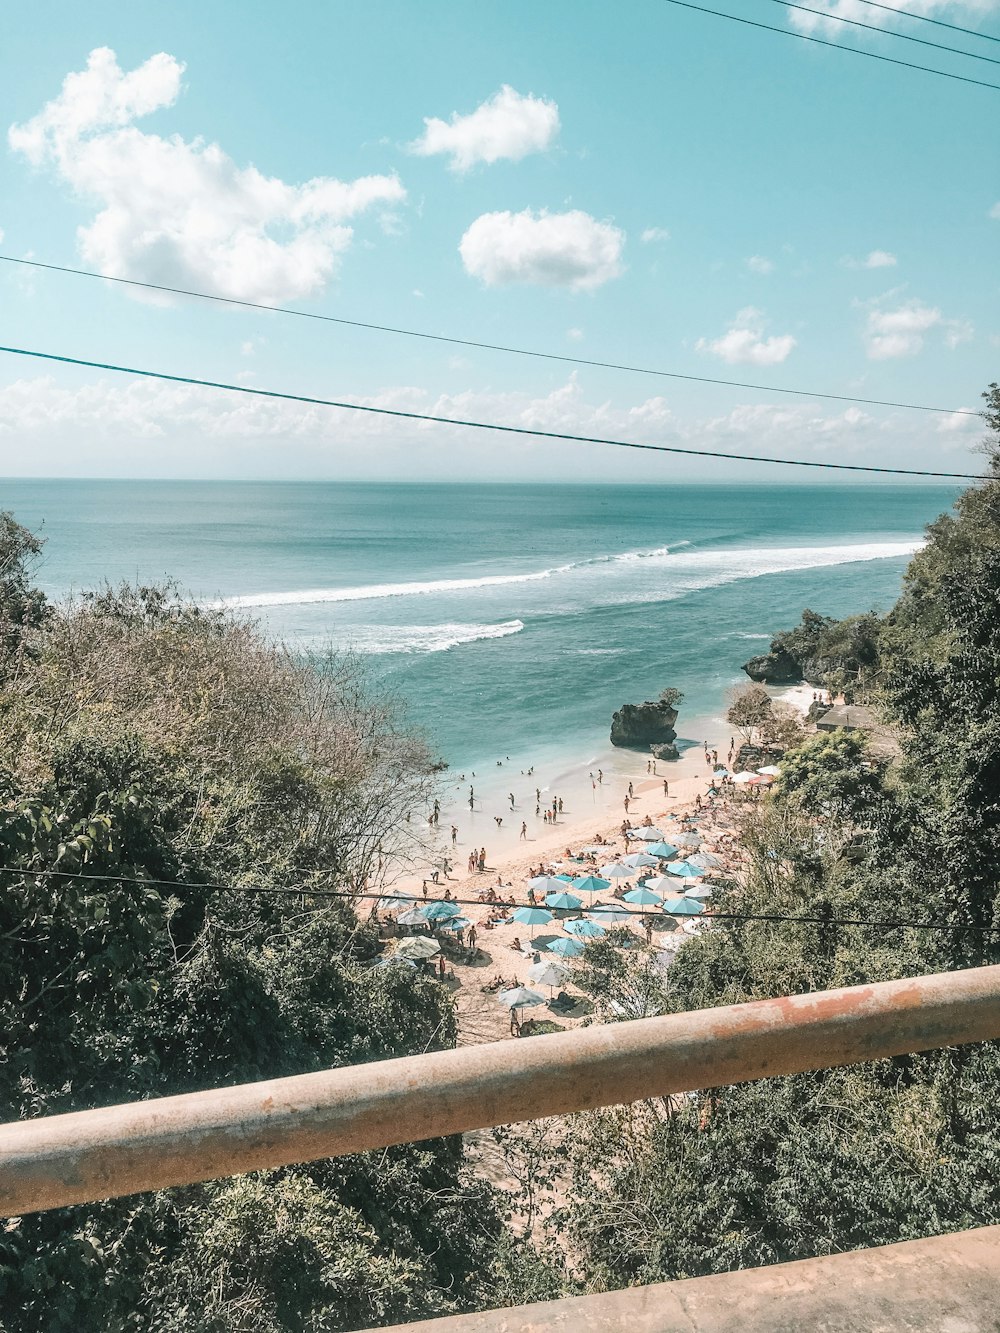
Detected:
left=2, top=963, right=1000, bottom=1218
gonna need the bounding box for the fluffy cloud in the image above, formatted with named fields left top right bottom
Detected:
left=0, top=371, right=972, bottom=479
left=788, top=0, right=996, bottom=34
left=746, top=255, right=774, bottom=274
left=9, top=47, right=405, bottom=304
left=697, top=307, right=796, bottom=365
left=459, top=209, right=625, bottom=290
left=410, top=85, right=558, bottom=171
left=641, top=227, right=670, bottom=243
left=863, top=249, right=897, bottom=268
left=864, top=300, right=941, bottom=359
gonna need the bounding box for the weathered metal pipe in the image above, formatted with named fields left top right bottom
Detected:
left=2, top=964, right=999, bottom=1217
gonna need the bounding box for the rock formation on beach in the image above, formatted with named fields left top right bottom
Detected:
left=741, top=608, right=881, bottom=691
left=742, top=648, right=801, bottom=684
left=610, top=700, right=678, bottom=750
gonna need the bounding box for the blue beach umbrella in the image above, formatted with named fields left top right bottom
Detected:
left=646, top=842, right=678, bottom=859
left=573, top=875, right=611, bottom=895
left=667, top=860, right=705, bottom=878
left=545, top=891, right=584, bottom=911
left=440, top=916, right=472, bottom=932
left=513, top=904, right=554, bottom=939
left=662, top=897, right=703, bottom=916
left=565, top=918, right=606, bottom=939
left=624, top=886, right=663, bottom=907
left=547, top=936, right=585, bottom=957
left=423, top=900, right=462, bottom=920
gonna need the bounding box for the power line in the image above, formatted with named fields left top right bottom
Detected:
left=0, top=253, right=978, bottom=420
left=856, top=0, right=1000, bottom=45
left=661, top=0, right=1000, bottom=89
left=762, top=0, right=1000, bottom=66
left=0, top=344, right=987, bottom=481
left=3, top=864, right=998, bottom=935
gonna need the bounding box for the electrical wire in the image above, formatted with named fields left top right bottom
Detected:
left=1, top=864, right=997, bottom=934
left=0, top=253, right=978, bottom=419
left=0, top=344, right=987, bottom=481
left=855, top=0, right=1000, bottom=44
left=762, top=0, right=1000, bottom=66
left=661, top=0, right=1000, bottom=89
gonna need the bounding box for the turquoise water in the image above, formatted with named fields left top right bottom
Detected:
left=2, top=480, right=959, bottom=772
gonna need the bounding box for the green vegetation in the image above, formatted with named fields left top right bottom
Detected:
left=0, top=538, right=532, bottom=1331
left=546, top=382, right=1000, bottom=1287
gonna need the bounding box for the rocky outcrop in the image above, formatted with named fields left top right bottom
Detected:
left=610, top=700, right=678, bottom=750
left=650, top=742, right=680, bottom=761
left=742, top=648, right=801, bottom=684
left=733, top=743, right=783, bottom=772
left=806, top=701, right=831, bottom=725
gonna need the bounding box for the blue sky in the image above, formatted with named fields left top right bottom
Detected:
left=0, top=0, right=997, bottom=480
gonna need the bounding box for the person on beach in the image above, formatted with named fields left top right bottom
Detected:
left=598, top=769, right=603, bottom=783
left=509, top=793, right=515, bottom=809
left=451, top=826, right=458, bottom=845
left=494, top=816, right=503, bottom=829
left=663, top=779, right=669, bottom=796
left=478, top=848, right=486, bottom=871
left=520, top=821, right=527, bottom=840
left=510, top=1012, right=521, bottom=1037
left=558, top=797, right=563, bottom=813
left=536, top=803, right=541, bottom=817
left=468, top=924, right=478, bottom=951
left=624, top=795, right=630, bottom=814
left=628, top=781, right=634, bottom=798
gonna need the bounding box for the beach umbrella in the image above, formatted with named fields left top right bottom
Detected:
left=627, top=827, right=664, bottom=841
left=513, top=904, right=554, bottom=939
left=643, top=875, right=678, bottom=894
left=667, top=859, right=704, bottom=878
left=662, top=897, right=703, bottom=917
left=565, top=918, right=606, bottom=939
left=529, top=874, right=571, bottom=895
left=685, top=885, right=713, bottom=900
left=423, top=900, right=461, bottom=921
left=673, top=832, right=701, bottom=849
left=689, top=852, right=723, bottom=870
left=600, top=861, right=634, bottom=879
left=589, top=902, right=635, bottom=925
left=713, top=766, right=730, bottom=776
left=374, top=954, right=417, bottom=970
left=733, top=771, right=761, bottom=784
left=545, top=891, right=583, bottom=911
left=527, top=960, right=569, bottom=991
left=646, top=841, right=678, bottom=859
left=622, top=851, right=660, bottom=869
left=758, top=765, right=782, bottom=776
left=440, top=915, right=472, bottom=932
left=377, top=889, right=416, bottom=910
left=547, top=936, right=585, bottom=958
left=573, top=874, right=612, bottom=895
left=498, top=986, right=546, bottom=1012
left=396, top=906, right=430, bottom=926
left=395, top=935, right=441, bottom=961
left=624, top=886, right=663, bottom=907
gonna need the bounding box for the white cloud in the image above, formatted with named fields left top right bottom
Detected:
left=9, top=47, right=405, bottom=304
left=990, top=202, right=1000, bottom=219
left=788, top=0, right=997, bottom=35
left=863, top=249, right=897, bottom=268
left=0, top=371, right=974, bottom=479
left=944, top=318, right=974, bottom=348
left=697, top=307, right=796, bottom=365
left=746, top=255, right=774, bottom=274
left=409, top=85, right=558, bottom=171
left=641, top=227, right=670, bottom=243
left=567, top=327, right=584, bottom=341
left=459, top=209, right=625, bottom=291
left=864, top=300, right=941, bottom=359
left=937, top=407, right=980, bottom=434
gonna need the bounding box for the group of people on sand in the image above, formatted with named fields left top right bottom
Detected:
left=466, top=847, right=487, bottom=873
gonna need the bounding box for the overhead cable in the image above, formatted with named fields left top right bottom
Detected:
left=855, top=0, right=1000, bottom=44
left=3, top=864, right=999, bottom=934
left=762, top=0, right=1000, bottom=66
left=0, top=344, right=987, bottom=481
left=661, top=0, right=1000, bottom=89
left=0, top=254, right=978, bottom=419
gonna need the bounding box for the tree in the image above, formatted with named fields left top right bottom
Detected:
left=0, top=510, right=49, bottom=677
left=726, top=683, right=773, bottom=744
left=659, top=687, right=684, bottom=710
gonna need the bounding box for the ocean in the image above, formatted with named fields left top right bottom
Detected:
left=3, top=480, right=958, bottom=776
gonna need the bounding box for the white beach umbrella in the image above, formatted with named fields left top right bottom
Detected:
left=527, top=960, right=570, bottom=990
left=733, top=771, right=762, bottom=784
left=396, top=907, right=430, bottom=926
left=622, top=851, right=660, bottom=869
left=643, top=875, right=677, bottom=894
left=758, top=765, right=782, bottom=776
left=589, top=902, right=636, bottom=925
left=599, top=861, right=634, bottom=879
left=529, top=874, right=572, bottom=895
left=498, top=986, right=546, bottom=1011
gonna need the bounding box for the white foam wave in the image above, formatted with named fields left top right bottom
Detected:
left=296, top=620, right=524, bottom=654
left=219, top=538, right=923, bottom=610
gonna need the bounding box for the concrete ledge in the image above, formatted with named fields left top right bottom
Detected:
left=371, top=1226, right=1000, bottom=1332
